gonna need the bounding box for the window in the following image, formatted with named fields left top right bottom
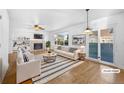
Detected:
left=54, top=33, right=69, bottom=46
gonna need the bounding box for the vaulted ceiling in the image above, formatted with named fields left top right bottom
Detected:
left=8, top=9, right=124, bottom=31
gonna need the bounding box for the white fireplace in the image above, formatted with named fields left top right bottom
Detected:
left=30, top=39, right=45, bottom=51
left=34, top=43, right=43, bottom=50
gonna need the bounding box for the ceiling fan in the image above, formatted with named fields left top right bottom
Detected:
left=33, top=24, right=45, bottom=31
left=24, top=19, right=45, bottom=31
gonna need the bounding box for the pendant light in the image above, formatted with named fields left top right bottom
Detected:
left=83, top=9, right=92, bottom=34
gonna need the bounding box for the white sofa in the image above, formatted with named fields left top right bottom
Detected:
left=16, top=48, right=41, bottom=84
left=54, top=46, right=81, bottom=60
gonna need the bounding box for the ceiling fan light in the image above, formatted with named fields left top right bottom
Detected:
left=34, top=26, right=40, bottom=31
left=34, top=25, right=38, bottom=27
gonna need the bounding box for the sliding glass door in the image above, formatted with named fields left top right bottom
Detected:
left=100, top=29, right=113, bottom=63
left=89, top=28, right=114, bottom=64
left=89, top=31, right=98, bottom=59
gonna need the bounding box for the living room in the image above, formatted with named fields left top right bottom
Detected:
left=0, top=9, right=124, bottom=84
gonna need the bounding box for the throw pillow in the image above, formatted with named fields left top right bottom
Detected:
left=17, top=52, right=24, bottom=64
left=26, top=51, right=34, bottom=60
left=23, top=53, right=29, bottom=62
left=21, top=48, right=26, bottom=53
left=57, top=46, right=61, bottom=50
left=69, top=48, right=77, bottom=53
left=61, top=46, right=69, bottom=52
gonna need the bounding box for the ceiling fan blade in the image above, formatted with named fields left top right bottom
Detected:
left=39, top=26, right=45, bottom=30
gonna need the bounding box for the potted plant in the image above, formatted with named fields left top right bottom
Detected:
left=46, top=41, right=51, bottom=53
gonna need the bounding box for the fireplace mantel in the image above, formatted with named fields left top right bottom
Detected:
left=30, top=39, right=44, bottom=43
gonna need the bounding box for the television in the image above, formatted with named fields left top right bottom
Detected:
left=34, top=34, right=43, bottom=39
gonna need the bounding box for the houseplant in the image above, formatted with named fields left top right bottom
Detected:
left=46, top=41, right=51, bottom=53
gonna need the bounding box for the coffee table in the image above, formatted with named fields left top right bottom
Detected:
left=43, top=53, right=57, bottom=62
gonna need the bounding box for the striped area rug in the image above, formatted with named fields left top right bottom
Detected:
left=32, top=56, right=83, bottom=84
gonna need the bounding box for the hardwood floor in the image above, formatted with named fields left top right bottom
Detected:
left=47, top=60, right=124, bottom=84
left=2, top=52, right=124, bottom=84
left=2, top=53, right=16, bottom=84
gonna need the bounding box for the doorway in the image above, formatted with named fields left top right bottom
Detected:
left=89, top=28, right=114, bottom=65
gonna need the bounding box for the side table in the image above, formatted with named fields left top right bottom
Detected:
left=78, top=53, right=86, bottom=61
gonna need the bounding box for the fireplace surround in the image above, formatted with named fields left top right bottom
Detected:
left=34, top=43, right=43, bottom=50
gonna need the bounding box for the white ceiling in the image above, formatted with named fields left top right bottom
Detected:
left=8, top=9, right=124, bottom=31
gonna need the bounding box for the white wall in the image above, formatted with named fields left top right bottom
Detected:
left=8, top=10, right=50, bottom=53
left=8, top=10, right=124, bottom=69
left=49, top=13, right=124, bottom=69
left=0, top=10, right=9, bottom=82
left=49, top=23, right=85, bottom=48
left=9, top=27, right=49, bottom=52
left=0, top=17, right=2, bottom=83
left=90, top=13, right=124, bottom=69
left=10, top=29, right=49, bottom=40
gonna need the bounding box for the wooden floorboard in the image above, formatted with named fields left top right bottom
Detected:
left=3, top=52, right=124, bottom=84
left=2, top=53, right=16, bottom=84
left=47, top=61, right=124, bottom=84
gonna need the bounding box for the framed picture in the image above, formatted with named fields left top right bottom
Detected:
left=72, top=34, right=86, bottom=45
